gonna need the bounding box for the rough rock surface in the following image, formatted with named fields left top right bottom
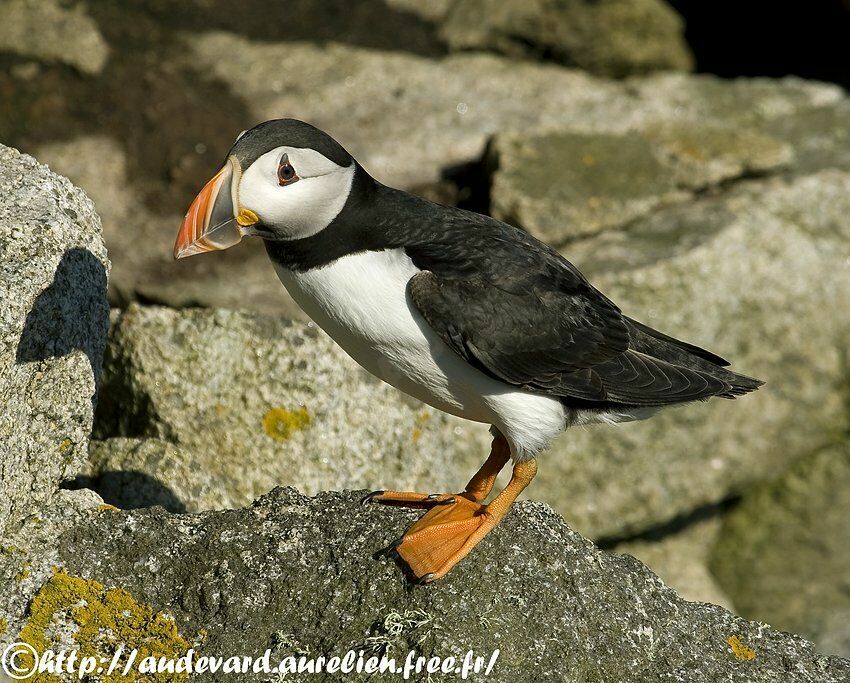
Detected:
left=0, top=0, right=109, bottom=75
left=439, top=0, right=694, bottom=77
left=81, top=437, right=233, bottom=513
left=613, top=511, right=734, bottom=610
left=0, top=144, right=110, bottom=535
left=538, top=170, right=850, bottom=538
left=488, top=124, right=792, bottom=243
left=1, top=489, right=847, bottom=682
left=94, top=305, right=489, bottom=511
left=710, top=444, right=850, bottom=658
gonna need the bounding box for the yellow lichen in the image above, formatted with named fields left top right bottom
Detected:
left=58, top=438, right=72, bottom=454
left=411, top=428, right=423, bottom=443
left=98, top=504, right=119, bottom=512
left=20, top=569, right=191, bottom=682
left=15, top=566, right=30, bottom=582
left=262, top=407, right=311, bottom=442
left=0, top=617, right=7, bottom=635
left=727, top=634, right=756, bottom=661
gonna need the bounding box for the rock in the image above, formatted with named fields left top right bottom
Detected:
left=0, top=488, right=105, bottom=644
left=81, top=438, right=235, bottom=513
left=1, top=489, right=847, bottom=682
left=709, top=444, right=850, bottom=658
left=35, top=136, right=304, bottom=319
left=439, top=0, right=694, bottom=77
left=0, top=0, right=109, bottom=75
left=93, top=305, right=489, bottom=512
left=613, top=511, right=734, bottom=610
left=488, top=124, right=792, bottom=243
left=0, top=144, right=110, bottom=535
left=535, top=170, right=850, bottom=538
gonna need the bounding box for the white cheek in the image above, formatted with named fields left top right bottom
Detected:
left=238, top=149, right=354, bottom=239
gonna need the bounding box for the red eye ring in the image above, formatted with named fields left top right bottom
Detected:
left=277, top=154, right=299, bottom=186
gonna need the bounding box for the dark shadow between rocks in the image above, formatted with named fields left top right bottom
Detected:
left=15, top=247, right=109, bottom=387
left=61, top=471, right=187, bottom=513
left=120, top=0, right=446, bottom=58
left=596, top=498, right=738, bottom=549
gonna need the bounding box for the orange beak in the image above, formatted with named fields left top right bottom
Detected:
left=174, top=160, right=245, bottom=259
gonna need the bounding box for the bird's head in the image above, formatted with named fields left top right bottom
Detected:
left=174, top=119, right=357, bottom=259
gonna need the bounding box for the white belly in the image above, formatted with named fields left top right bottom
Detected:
left=272, top=248, right=566, bottom=458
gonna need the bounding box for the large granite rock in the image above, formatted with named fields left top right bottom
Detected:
left=93, top=305, right=489, bottom=511
left=613, top=510, right=734, bottom=610
left=488, top=124, right=792, bottom=244
left=1, top=489, right=847, bottom=682
left=709, top=444, right=850, bottom=659
left=0, top=144, right=110, bottom=535
left=536, top=170, right=850, bottom=538
left=439, top=0, right=694, bottom=77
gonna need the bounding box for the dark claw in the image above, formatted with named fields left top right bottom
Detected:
left=417, top=572, right=437, bottom=585
left=426, top=494, right=456, bottom=505
left=361, top=490, right=385, bottom=505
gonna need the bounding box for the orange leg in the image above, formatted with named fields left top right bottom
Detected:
left=363, top=434, right=511, bottom=507
left=365, top=435, right=537, bottom=582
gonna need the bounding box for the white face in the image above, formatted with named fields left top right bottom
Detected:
left=237, top=145, right=355, bottom=240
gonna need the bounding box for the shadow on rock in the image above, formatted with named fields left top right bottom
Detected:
left=16, top=247, right=109, bottom=385
left=61, top=471, right=187, bottom=513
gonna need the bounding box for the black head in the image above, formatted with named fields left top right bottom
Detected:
left=174, top=118, right=362, bottom=258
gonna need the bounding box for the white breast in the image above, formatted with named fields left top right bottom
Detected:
left=272, top=248, right=566, bottom=459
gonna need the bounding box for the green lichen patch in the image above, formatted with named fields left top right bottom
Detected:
left=20, top=569, right=191, bottom=682
left=262, top=407, right=311, bottom=442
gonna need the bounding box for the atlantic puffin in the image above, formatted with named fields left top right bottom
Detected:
left=174, top=119, right=762, bottom=583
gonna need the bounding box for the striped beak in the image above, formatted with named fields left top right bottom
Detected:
left=174, top=158, right=249, bottom=259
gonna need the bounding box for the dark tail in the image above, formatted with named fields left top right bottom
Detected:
left=623, top=316, right=763, bottom=400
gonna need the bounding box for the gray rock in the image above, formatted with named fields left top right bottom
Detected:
left=0, top=144, right=110, bottom=535
left=709, top=444, right=850, bottom=658
left=439, top=0, right=694, bottom=77
left=488, top=124, right=792, bottom=243
left=94, top=305, right=489, bottom=512
left=85, top=437, right=238, bottom=513
left=0, top=488, right=104, bottom=644
left=536, top=170, right=850, bottom=538
left=0, top=0, right=109, bottom=75
left=613, top=511, right=734, bottom=611
left=1, top=489, right=847, bottom=682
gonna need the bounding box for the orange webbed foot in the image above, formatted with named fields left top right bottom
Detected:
left=365, top=435, right=535, bottom=583
left=394, top=497, right=494, bottom=582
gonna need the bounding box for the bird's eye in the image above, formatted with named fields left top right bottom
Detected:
left=277, top=154, right=299, bottom=186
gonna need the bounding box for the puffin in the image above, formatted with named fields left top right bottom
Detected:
left=174, top=119, right=762, bottom=583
